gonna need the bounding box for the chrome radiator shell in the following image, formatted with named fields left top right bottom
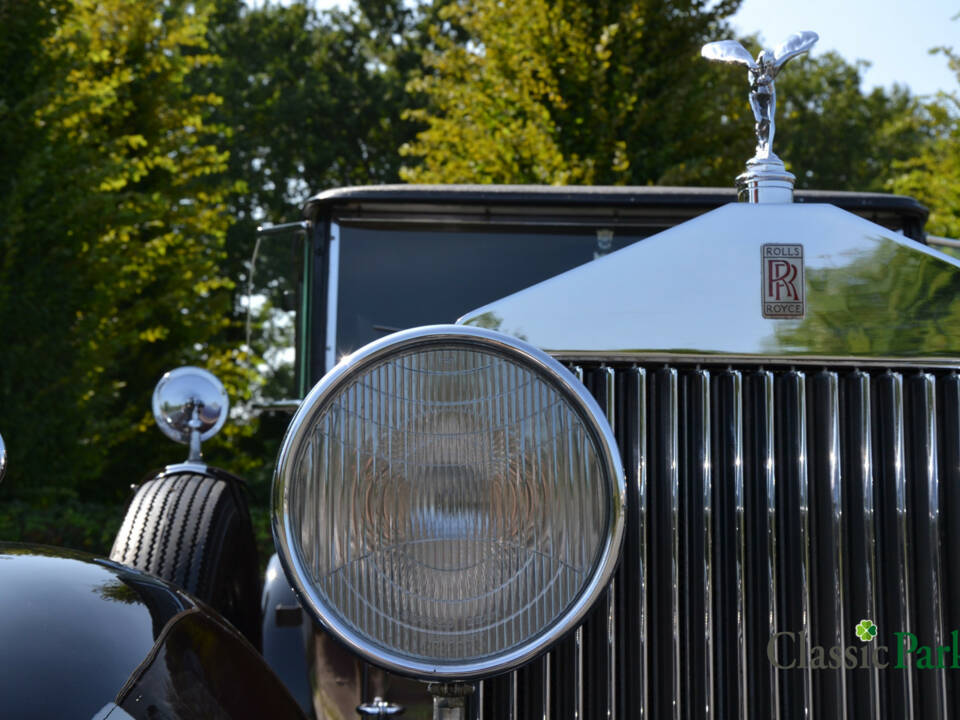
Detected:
left=475, top=361, right=959, bottom=720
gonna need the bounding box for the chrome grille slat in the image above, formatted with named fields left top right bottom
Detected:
left=712, top=370, right=747, bottom=720
left=873, top=372, right=915, bottom=718
left=647, top=368, right=681, bottom=720
left=474, top=363, right=957, bottom=720
left=938, top=374, right=960, bottom=710
left=679, top=369, right=713, bottom=720
left=839, top=371, right=880, bottom=718
left=626, top=367, right=649, bottom=720
left=904, top=373, right=947, bottom=719
left=808, top=372, right=847, bottom=719
left=603, top=366, right=617, bottom=720
left=773, top=371, right=813, bottom=720
left=742, top=370, right=779, bottom=720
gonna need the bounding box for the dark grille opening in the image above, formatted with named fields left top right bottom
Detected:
left=475, top=363, right=959, bottom=720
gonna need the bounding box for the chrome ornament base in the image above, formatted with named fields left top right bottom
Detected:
left=737, top=154, right=795, bottom=204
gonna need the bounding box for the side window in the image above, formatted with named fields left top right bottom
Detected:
left=248, top=223, right=308, bottom=402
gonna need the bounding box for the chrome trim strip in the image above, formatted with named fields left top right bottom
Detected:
left=909, top=374, right=947, bottom=718
left=846, top=371, right=880, bottom=719
left=604, top=366, right=617, bottom=720
left=775, top=371, right=812, bottom=719
left=729, top=370, right=747, bottom=720
left=668, top=368, right=681, bottom=720
left=694, top=369, right=715, bottom=720
left=818, top=372, right=848, bottom=718
left=634, top=367, right=649, bottom=720
left=575, top=626, right=584, bottom=720
left=876, top=372, right=915, bottom=719
left=543, top=652, right=551, bottom=720
left=252, top=399, right=302, bottom=413
left=797, top=371, right=814, bottom=720
left=861, top=373, right=880, bottom=720
left=160, top=461, right=209, bottom=475
left=273, top=326, right=627, bottom=680
left=940, top=374, right=960, bottom=715
left=762, top=371, right=780, bottom=720
left=892, top=374, right=916, bottom=720
left=926, top=234, right=960, bottom=249
left=325, top=222, right=340, bottom=374
left=572, top=364, right=584, bottom=720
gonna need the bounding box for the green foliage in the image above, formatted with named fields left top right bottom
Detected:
left=891, top=48, right=960, bottom=238
left=774, top=52, right=931, bottom=191
left=0, top=488, right=125, bottom=554
left=0, top=0, right=248, bottom=502
left=773, top=241, right=960, bottom=356
left=200, top=0, right=421, bottom=264
left=401, top=0, right=746, bottom=185
left=401, top=4, right=934, bottom=193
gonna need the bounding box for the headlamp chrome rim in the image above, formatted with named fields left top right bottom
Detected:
left=272, top=324, right=625, bottom=680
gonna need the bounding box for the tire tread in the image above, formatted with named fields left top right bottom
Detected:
left=110, top=470, right=260, bottom=647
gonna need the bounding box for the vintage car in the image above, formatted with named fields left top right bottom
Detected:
left=3, top=32, right=959, bottom=720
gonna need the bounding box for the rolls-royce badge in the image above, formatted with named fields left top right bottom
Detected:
left=761, top=244, right=804, bottom=318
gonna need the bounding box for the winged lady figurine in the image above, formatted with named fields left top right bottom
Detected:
left=702, top=31, right=819, bottom=160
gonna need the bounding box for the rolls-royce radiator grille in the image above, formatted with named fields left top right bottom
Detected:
left=476, top=363, right=960, bottom=720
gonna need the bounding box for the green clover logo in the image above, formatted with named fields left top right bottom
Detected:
left=855, top=619, right=878, bottom=642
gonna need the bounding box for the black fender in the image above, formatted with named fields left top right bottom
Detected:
left=0, top=543, right=305, bottom=719
left=261, top=553, right=315, bottom=718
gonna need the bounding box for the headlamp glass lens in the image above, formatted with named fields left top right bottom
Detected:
left=281, top=336, right=618, bottom=673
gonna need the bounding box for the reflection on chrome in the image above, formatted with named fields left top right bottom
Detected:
left=151, top=366, right=229, bottom=462
left=459, top=204, right=960, bottom=366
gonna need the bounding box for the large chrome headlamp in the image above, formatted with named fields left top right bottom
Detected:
left=272, top=325, right=625, bottom=679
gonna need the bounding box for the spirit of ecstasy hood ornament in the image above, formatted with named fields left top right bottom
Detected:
left=702, top=31, right=819, bottom=203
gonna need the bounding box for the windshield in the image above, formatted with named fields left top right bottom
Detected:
left=333, top=224, right=652, bottom=363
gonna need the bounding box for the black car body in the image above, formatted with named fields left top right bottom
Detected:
left=0, top=544, right=306, bottom=720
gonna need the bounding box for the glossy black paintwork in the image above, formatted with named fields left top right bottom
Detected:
left=0, top=543, right=307, bottom=720
left=116, top=608, right=307, bottom=720
left=0, top=543, right=195, bottom=718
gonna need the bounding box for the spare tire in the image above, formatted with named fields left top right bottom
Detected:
left=110, top=468, right=261, bottom=649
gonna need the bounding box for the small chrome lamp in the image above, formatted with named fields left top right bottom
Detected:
left=152, top=366, right=229, bottom=464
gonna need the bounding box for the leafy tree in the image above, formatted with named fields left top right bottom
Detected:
left=891, top=48, right=960, bottom=238
left=190, top=0, right=429, bottom=491
left=200, top=0, right=422, bottom=234
left=401, top=0, right=745, bottom=186
left=401, top=4, right=934, bottom=192
left=773, top=52, right=930, bottom=191
left=0, top=0, right=245, bottom=505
